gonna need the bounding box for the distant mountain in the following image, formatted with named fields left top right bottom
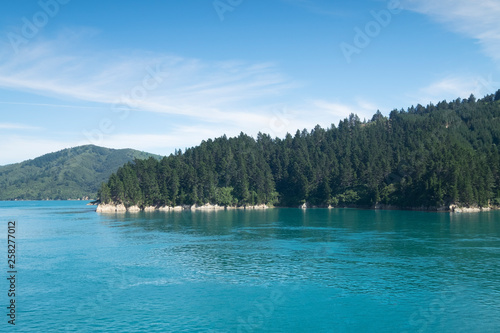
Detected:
left=0, top=145, right=162, bottom=200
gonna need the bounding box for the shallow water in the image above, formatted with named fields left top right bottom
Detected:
left=0, top=201, right=499, bottom=332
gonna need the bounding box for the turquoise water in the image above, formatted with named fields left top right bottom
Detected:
left=0, top=201, right=499, bottom=332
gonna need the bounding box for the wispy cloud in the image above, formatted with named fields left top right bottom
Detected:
left=402, top=0, right=500, bottom=64
left=0, top=122, right=41, bottom=130
left=400, top=1, right=500, bottom=107
left=313, top=99, right=378, bottom=121
left=0, top=136, right=72, bottom=166
left=0, top=32, right=385, bottom=164
left=78, top=98, right=379, bottom=155
left=0, top=35, right=294, bottom=124
left=0, top=101, right=105, bottom=109
left=82, top=130, right=220, bottom=154
left=410, top=74, right=499, bottom=105
left=0, top=96, right=381, bottom=165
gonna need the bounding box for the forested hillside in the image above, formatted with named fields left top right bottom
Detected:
left=0, top=145, right=160, bottom=200
left=99, top=91, right=500, bottom=209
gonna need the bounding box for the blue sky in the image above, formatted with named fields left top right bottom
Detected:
left=0, top=0, right=499, bottom=165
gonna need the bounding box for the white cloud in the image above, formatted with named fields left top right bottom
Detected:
left=0, top=35, right=294, bottom=125
left=400, top=1, right=500, bottom=107
left=0, top=96, right=381, bottom=165
left=0, top=122, right=41, bottom=130
left=0, top=101, right=106, bottom=109
left=77, top=130, right=220, bottom=155
left=410, top=74, right=499, bottom=105
left=402, top=0, right=500, bottom=64
left=0, top=33, right=383, bottom=164
left=421, top=77, right=477, bottom=100
left=0, top=136, right=76, bottom=166
left=312, top=99, right=377, bottom=121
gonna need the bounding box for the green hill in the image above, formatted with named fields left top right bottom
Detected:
left=99, top=90, right=500, bottom=210
left=0, top=145, right=161, bottom=200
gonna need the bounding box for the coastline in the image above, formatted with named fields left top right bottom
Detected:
left=4, top=198, right=94, bottom=201
left=0, top=200, right=494, bottom=214
left=95, top=202, right=498, bottom=213
left=95, top=202, right=270, bottom=213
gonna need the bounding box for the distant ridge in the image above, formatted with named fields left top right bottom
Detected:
left=0, top=145, right=162, bottom=200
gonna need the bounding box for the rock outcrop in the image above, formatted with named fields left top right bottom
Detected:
left=96, top=202, right=496, bottom=213
left=96, top=204, right=126, bottom=213
left=96, top=203, right=271, bottom=213
left=127, top=205, right=141, bottom=212
left=449, top=205, right=491, bottom=213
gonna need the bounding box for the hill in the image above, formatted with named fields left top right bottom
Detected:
left=98, top=90, right=500, bottom=211
left=0, top=145, right=161, bottom=200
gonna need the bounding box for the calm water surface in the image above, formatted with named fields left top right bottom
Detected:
left=0, top=201, right=499, bottom=332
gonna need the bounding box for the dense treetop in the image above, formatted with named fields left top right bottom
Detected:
left=99, top=90, right=500, bottom=209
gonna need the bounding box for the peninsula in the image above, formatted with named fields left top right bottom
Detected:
left=97, top=91, right=500, bottom=212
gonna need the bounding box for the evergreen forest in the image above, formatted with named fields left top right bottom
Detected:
left=98, top=91, right=500, bottom=209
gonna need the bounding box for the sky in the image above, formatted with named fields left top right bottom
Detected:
left=0, top=0, right=499, bottom=165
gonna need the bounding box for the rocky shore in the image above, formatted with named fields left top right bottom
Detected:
left=96, top=202, right=496, bottom=213
left=297, top=203, right=496, bottom=213
left=448, top=205, right=492, bottom=213
left=96, top=202, right=270, bottom=213
left=372, top=203, right=495, bottom=212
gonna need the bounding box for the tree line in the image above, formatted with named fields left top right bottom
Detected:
left=98, top=90, right=500, bottom=209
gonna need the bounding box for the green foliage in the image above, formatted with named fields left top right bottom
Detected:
left=98, top=90, right=500, bottom=209
left=97, top=183, right=111, bottom=204
left=0, top=145, right=161, bottom=200
left=215, top=187, right=236, bottom=206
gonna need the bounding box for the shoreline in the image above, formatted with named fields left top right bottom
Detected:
left=1, top=198, right=95, bottom=201
left=95, top=202, right=498, bottom=213
left=0, top=200, right=495, bottom=214
left=95, top=203, right=270, bottom=213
